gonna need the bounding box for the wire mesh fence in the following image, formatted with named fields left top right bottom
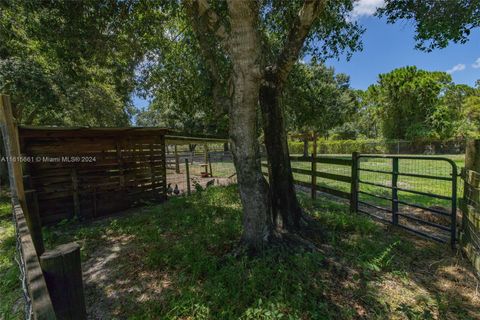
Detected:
left=357, top=156, right=457, bottom=245
left=13, top=207, right=31, bottom=320
left=165, top=141, right=237, bottom=197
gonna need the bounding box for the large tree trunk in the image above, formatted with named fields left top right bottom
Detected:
left=227, top=0, right=273, bottom=251
left=260, top=69, right=303, bottom=231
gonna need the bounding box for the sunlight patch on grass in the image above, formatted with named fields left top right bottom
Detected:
left=43, top=185, right=480, bottom=319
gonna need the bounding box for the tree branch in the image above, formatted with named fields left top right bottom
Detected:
left=275, top=0, right=326, bottom=85
left=184, top=0, right=230, bottom=113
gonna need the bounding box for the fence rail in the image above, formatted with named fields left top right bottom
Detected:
left=262, top=153, right=356, bottom=209
left=263, top=152, right=459, bottom=247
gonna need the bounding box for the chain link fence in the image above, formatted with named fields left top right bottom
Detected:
left=13, top=204, right=32, bottom=319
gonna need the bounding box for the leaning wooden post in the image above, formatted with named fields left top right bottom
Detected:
left=185, top=158, right=191, bottom=195
left=0, top=96, right=44, bottom=248
left=40, top=242, right=86, bottom=320
left=174, top=145, right=180, bottom=174
left=350, top=152, right=359, bottom=214
left=0, top=95, right=26, bottom=204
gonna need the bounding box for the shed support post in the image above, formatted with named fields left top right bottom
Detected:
left=185, top=158, right=191, bottom=195
left=174, top=145, right=180, bottom=174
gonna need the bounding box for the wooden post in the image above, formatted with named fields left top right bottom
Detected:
left=204, top=144, right=208, bottom=165
left=350, top=152, right=359, bottom=214
left=116, top=141, right=125, bottom=187
left=160, top=135, right=168, bottom=201
left=174, top=145, right=180, bottom=173
left=40, top=242, right=86, bottom=320
left=465, top=139, right=480, bottom=173
left=311, top=153, right=317, bottom=200
left=185, top=158, right=191, bottom=195
left=310, top=133, right=317, bottom=200
left=24, top=190, right=45, bottom=255
left=0, top=95, right=26, bottom=203
left=463, top=139, right=480, bottom=241
left=71, top=169, right=80, bottom=219
left=208, top=152, right=213, bottom=177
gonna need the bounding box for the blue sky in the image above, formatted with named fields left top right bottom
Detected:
left=133, top=0, right=480, bottom=108
left=326, top=15, right=480, bottom=90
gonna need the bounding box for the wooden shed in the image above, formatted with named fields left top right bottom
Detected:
left=18, top=126, right=169, bottom=225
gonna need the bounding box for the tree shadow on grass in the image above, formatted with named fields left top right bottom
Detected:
left=44, top=186, right=479, bottom=319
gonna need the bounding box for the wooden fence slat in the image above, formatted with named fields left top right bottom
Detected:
left=18, top=128, right=168, bottom=224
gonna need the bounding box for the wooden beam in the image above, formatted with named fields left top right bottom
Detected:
left=0, top=95, right=26, bottom=203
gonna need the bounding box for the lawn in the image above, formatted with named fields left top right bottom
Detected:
left=287, top=154, right=464, bottom=209
left=38, top=185, right=479, bottom=319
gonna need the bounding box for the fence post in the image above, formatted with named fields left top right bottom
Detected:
left=185, top=158, right=191, bottom=195
left=311, top=153, right=317, bottom=200
left=174, top=145, right=180, bottom=174
left=208, top=152, right=213, bottom=177
left=40, top=242, right=86, bottom=320
left=465, top=139, right=480, bottom=172
left=310, top=134, right=317, bottom=200
left=392, top=157, right=399, bottom=225
left=350, top=152, right=359, bottom=213
left=462, top=139, right=480, bottom=243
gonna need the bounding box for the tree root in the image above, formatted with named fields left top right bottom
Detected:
left=227, top=224, right=357, bottom=279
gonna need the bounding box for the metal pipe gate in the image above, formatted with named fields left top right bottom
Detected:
left=354, top=154, right=458, bottom=248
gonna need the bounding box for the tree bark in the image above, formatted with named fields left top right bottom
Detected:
left=260, top=69, right=303, bottom=231
left=303, top=138, right=309, bottom=157
left=227, top=0, right=273, bottom=251
left=259, top=0, right=325, bottom=232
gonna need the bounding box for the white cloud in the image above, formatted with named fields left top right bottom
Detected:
left=472, top=57, right=480, bottom=69
left=447, top=64, right=466, bottom=74
left=352, top=0, right=385, bottom=18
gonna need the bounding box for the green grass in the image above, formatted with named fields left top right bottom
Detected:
left=0, top=191, right=22, bottom=320
left=43, top=185, right=479, bottom=319
left=283, top=154, right=464, bottom=209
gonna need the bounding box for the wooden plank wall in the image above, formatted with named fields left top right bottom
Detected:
left=19, top=129, right=167, bottom=225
